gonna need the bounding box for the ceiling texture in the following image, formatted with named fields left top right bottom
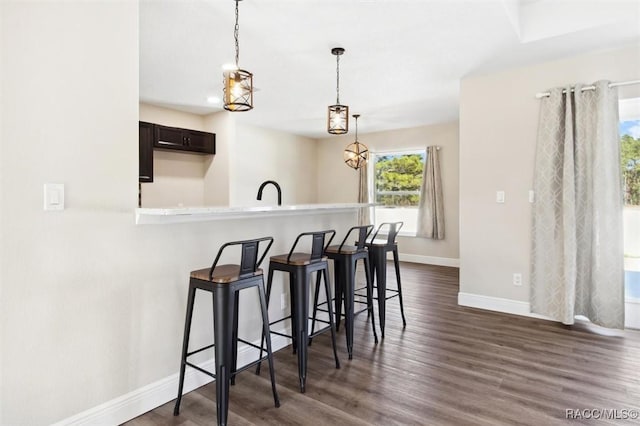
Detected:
left=140, top=0, right=640, bottom=138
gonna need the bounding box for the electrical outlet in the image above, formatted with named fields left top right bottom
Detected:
left=280, top=293, right=287, bottom=310
left=513, top=273, right=522, bottom=286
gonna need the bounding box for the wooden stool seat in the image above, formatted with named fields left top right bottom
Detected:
left=368, top=239, right=395, bottom=246
left=325, top=244, right=363, bottom=255
left=190, top=265, right=264, bottom=283
left=270, top=253, right=328, bottom=266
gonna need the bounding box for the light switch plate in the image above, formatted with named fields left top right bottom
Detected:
left=496, top=190, right=505, bottom=203
left=44, top=183, right=64, bottom=211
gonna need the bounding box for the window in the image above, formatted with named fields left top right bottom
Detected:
left=371, top=150, right=425, bottom=235
left=620, top=100, right=640, bottom=312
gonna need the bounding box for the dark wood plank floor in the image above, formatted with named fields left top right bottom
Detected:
left=125, top=263, right=640, bottom=425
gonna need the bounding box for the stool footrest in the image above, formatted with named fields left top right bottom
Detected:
left=316, top=299, right=370, bottom=317
left=355, top=288, right=401, bottom=301
left=269, top=316, right=291, bottom=327
left=236, top=338, right=266, bottom=352
left=232, top=355, right=272, bottom=376
left=268, top=322, right=333, bottom=340
left=309, top=325, right=333, bottom=339
left=185, top=361, right=216, bottom=379
left=185, top=352, right=275, bottom=382
left=186, top=343, right=215, bottom=358
left=269, top=330, right=293, bottom=339
left=311, top=318, right=331, bottom=325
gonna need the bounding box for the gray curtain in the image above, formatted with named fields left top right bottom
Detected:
left=358, top=164, right=371, bottom=226
left=531, top=81, right=624, bottom=329
left=417, top=146, right=444, bottom=239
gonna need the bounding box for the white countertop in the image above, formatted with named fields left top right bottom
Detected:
left=136, top=203, right=374, bottom=224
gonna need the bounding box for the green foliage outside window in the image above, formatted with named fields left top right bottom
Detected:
left=374, top=153, right=425, bottom=206
left=622, top=133, right=640, bottom=206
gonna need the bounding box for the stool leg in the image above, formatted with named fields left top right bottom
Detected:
left=367, top=251, right=376, bottom=318
left=174, top=283, right=197, bottom=416
left=343, top=257, right=355, bottom=360
left=322, top=266, right=341, bottom=369
left=230, top=291, right=240, bottom=385
left=294, top=269, right=309, bottom=392
left=257, top=280, right=281, bottom=408
left=363, top=256, right=378, bottom=343
left=334, top=259, right=344, bottom=332
left=213, top=286, right=234, bottom=426
left=392, top=247, right=407, bottom=327
left=309, top=270, right=322, bottom=345
left=373, top=247, right=387, bottom=339
left=256, top=267, right=275, bottom=376
left=290, top=272, right=297, bottom=355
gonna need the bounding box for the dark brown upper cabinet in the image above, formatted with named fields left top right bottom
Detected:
left=154, top=124, right=216, bottom=154
left=139, top=121, right=154, bottom=182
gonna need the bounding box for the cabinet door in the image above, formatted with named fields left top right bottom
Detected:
left=184, top=129, right=215, bottom=154
left=154, top=125, right=185, bottom=150
left=139, top=121, right=154, bottom=182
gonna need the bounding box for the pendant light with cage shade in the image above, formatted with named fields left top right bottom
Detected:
left=344, top=114, right=368, bottom=169
left=223, top=0, right=253, bottom=112
left=327, top=47, right=349, bottom=134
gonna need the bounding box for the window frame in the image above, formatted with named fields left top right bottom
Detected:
left=369, top=148, right=426, bottom=237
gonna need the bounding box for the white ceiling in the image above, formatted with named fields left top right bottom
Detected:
left=139, top=0, right=640, bottom=138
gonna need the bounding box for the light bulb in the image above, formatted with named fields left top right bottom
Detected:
left=231, top=79, right=244, bottom=100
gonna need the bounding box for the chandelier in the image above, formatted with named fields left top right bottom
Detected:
left=344, top=114, right=368, bottom=169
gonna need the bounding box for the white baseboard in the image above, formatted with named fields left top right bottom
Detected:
left=459, top=292, right=640, bottom=329
left=387, top=253, right=460, bottom=267
left=52, top=334, right=291, bottom=426
left=457, top=292, right=553, bottom=321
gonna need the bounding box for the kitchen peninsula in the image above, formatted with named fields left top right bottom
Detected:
left=132, top=202, right=375, bottom=392
left=136, top=203, right=373, bottom=224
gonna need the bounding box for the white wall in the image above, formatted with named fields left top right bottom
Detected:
left=142, top=150, right=207, bottom=207
left=1, top=2, right=138, bottom=423
left=203, top=111, right=233, bottom=206
left=316, top=122, right=460, bottom=261
left=232, top=124, right=318, bottom=206
left=459, top=44, right=640, bottom=306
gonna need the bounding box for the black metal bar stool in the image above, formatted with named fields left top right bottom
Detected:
left=311, top=225, right=378, bottom=359
left=257, top=230, right=340, bottom=393
left=173, top=237, right=280, bottom=426
left=365, top=222, right=407, bottom=338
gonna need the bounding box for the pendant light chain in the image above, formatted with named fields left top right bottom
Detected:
left=336, top=54, right=340, bottom=104
left=234, top=0, right=240, bottom=67
left=354, top=114, right=358, bottom=139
